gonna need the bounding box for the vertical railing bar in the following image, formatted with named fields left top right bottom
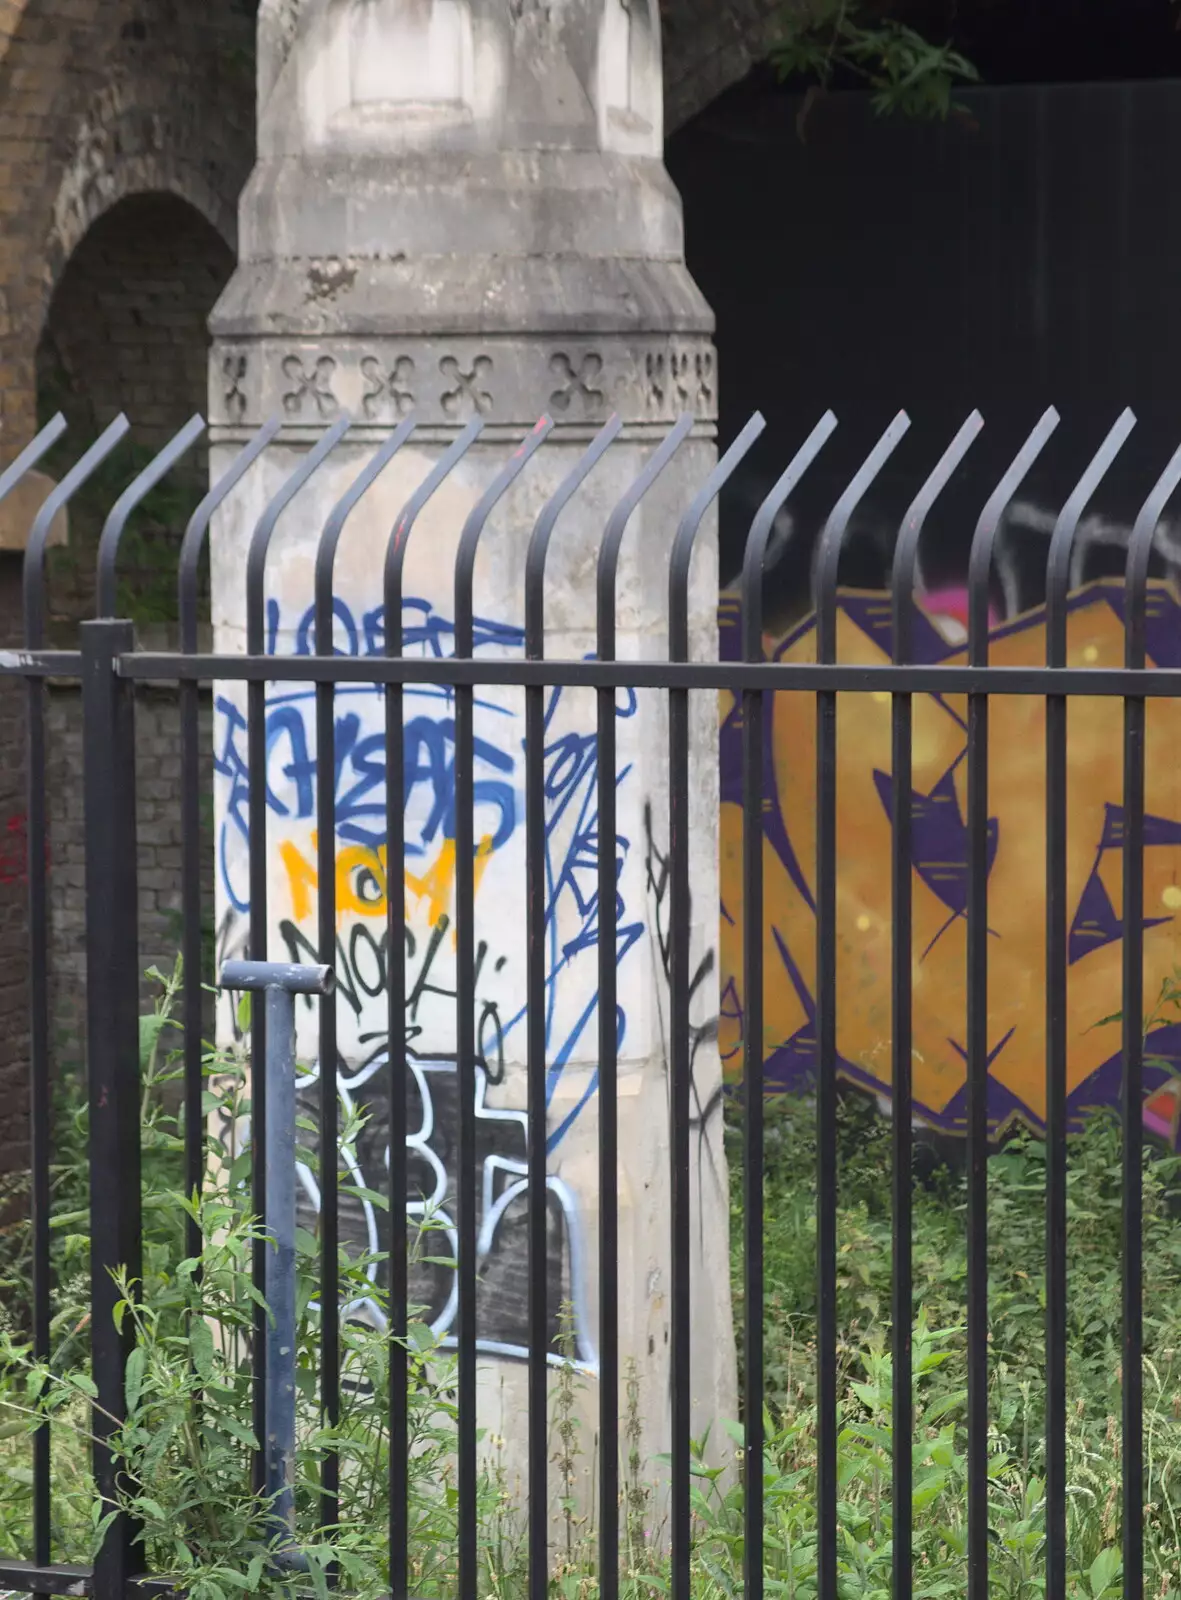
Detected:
left=313, top=418, right=417, bottom=1545
left=964, top=407, right=1061, bottom=1600
left=383, top=418, right=484, bottom=1600
left=666, top=414, right=766, bottom=1600
left=1120, top=440, right=1181, bottom=1600
left=20, top=417, right=129, bottom=1589
left=596, top=413, right=694, bottom=1600
left=735, top=411, right=834, bottom=1600
left=889, top=412, right=984, bottom=1600
left=23, top=419, right=131, bottom=646
left=245, top=414, right=352, bottom=1489
left=524, top=417, right=622, bottom=1600
left=178, top=418, right=283, bottom=1263
left=81, top=618, right=143, bottom=1600
left=1043, top=410, right=1135, bottom=1600
left=813, top=413, right=911, bottom=1600
left=455, top=420, right=553, bottom=1598
left=2, top=415, right=66, bottom=1593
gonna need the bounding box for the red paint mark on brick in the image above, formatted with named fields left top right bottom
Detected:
left=0, top=813, right=27, bottom=885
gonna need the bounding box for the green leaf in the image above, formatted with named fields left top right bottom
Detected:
left=340, top=1184, right=390, bottom=1211
left=721, top=1417, right=747, bottom=1447
left=1090, top=1547, right=1121, bottom=1597
left=124, top=1346, right=146, bottom=1414
left=189, top=1317, right=214, bottom=1380
left=218, top=1415, right=259, bottom=1451
left=139, top=1013, right=175, bottom=1073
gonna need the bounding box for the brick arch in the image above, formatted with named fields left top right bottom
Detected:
left=0, top=0, right=253, bottom=459
left=661, top=0, right=781, bottom=134
left=47, top=94, right=238, bottom=285
left=39, top=190, right=235, bottom=445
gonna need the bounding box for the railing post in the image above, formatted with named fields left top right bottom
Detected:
left=81, top=618, right=143, bottom=1599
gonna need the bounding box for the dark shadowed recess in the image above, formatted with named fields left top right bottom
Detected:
left=669, top=0, right=1181, bottom=627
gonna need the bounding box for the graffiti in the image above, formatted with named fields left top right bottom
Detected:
left=641, top=801, right=721, bottom=1134
left=213, top=595, right=656, bottom=1359
left=997, top=499, right=1181, bottom=620
left=214, top=692, right=517, bottom=909
left=721, top=482, right=1181, bottom=636
left=642, top=801, right=726, bottom=1260
left=288, top=1049, right=595, bottom=1366
left=214, top=597, right=644, bottom=1117
left=719, top=579, right=1181, bottom=1149
left=277, top=912, right=511, bottom=1084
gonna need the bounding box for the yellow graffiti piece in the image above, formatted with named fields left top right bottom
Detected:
left=279, top=837, right=318, bottom=924
left=279, top=831, right=496, bottom=931
left=720, top=581, right=1181, bottom=1136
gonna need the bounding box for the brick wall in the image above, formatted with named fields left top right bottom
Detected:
left=0, top=652, right=216, bottom=1181
left=44, top=681, right=215, bottom=1083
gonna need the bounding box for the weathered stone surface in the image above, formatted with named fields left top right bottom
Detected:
left=211, top=0, right=735, bottom=1510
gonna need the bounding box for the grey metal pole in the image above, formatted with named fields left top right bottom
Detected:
left=264, top=981, right=298, bottom=1541
left=219, top=959, right=334, bottom=1563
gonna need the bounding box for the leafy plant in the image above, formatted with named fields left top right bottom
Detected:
left=769, top=0, right=979, bottom=123
left=0, top=963, right=487, bottom=1597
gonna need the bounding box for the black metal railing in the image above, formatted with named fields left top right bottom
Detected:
left=0, top=401, right=1177, bottom=1600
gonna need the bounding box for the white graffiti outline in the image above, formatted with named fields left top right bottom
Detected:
left=290, top=1051, right=597, bottom=1371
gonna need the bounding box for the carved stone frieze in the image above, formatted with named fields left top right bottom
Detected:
left=210, top=337, right=719, bottom=432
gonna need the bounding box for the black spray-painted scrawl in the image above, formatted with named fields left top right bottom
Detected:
left=291, top=1049, right=597, bottom=1368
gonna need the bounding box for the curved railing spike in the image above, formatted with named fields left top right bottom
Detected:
left=596, top=414, right=695, bottom=661
left=815, top=412, right=911, bottom=664
left=96, top=413, right=206, bottom=617
left=0, top=415, right=68, bottom=510
left=668, top=413, right=766, bottom=663
left=1044, top=410, right=1136, bottom=663
left=891, top=412, right=984, bottom=663
left=455, top=418, right=554, bottom=656
left=524, top=416, right=622, bottom=659
left=966, top=408, right=1061, bottom=665
left=179, top=416, right=283, bottom=652
left=24, top=416, right=130, bottom=649
left=246, top=414, right=353, bottom=654
left=739, top=413, right=838, bottom=663
left=314, top=415, right=418, bottom=655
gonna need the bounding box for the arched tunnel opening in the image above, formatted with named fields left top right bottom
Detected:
left=35, top=190, right=234, bottom=635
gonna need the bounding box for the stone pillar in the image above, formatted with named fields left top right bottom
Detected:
left=209, top=0, right=734, bottom=1499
